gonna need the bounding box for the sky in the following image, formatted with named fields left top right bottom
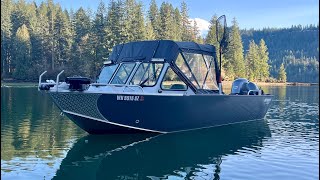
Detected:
left=32, top=0, right=319, bottom=33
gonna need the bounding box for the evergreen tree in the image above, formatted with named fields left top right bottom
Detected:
left=245, top=40, right=260, bottom=81
left=124, top=0, right=145, bottom=41
left=205, top=15, right=218, bottom=47
left=191, top=20, right=201, bottom=43
left=91, top=1, right=108, bottom=77
left=1, top=0, right=13, bottom=78
left=71, top=7, right=92, bottom=76
left=54, top=6, right=72, bottom=69
left=148, top=0, right=161, bottom=39
left=145, top=20, right=155, bottom=40
left=36, top=2, right=51, bottom=70
left=225, top=18, right=246, bottom=79
left=46, top=0, right=58, bottom=70
left=105, top=0, right=126, bottom=53
left=11, top=0, right=28, bottom=36
left=159, top=2, right=175, bottom=39
left=13, top=24, right=31, bottom=80
left=278, top=63, right=287, bottom=82
left=29, top=2, right=49, bottom=77
left=258, top=39, right=270, bottom=81
left=173, top=8, right=182, bottom=41
left=180, top=1, right=192, bottom=41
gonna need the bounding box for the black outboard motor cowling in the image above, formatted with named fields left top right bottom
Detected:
left=231, top=78, right=260, bottom=95
left=65, top=76, right=91, bottom=91
left=247, top=82, right=260, bottom=95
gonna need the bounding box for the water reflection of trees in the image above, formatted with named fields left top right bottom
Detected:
left=265, top=86, right=319, bottom=142
left=53, top=120, right=271, bottom=179
left=1, top=87, right=86, bottom=161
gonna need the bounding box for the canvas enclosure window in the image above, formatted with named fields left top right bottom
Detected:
left=110, top=63, right=136, bottom=84
left=176, top=52, right=218, bottom=90
left=175, top=54, right=200, bottom=88
left=203, top=55, right=218, bottom=90
left=130, top=63, right=163, bottom=86
left=97, top=64, right=119, bottom=83
left=161, top=67, right=187, bottom=90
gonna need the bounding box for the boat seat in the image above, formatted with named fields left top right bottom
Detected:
left=170, top=84, right=187, bottom=90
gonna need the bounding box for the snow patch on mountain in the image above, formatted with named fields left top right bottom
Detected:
left=189, top=18, right=210, bottom=37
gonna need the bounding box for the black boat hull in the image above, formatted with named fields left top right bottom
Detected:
left=50, top=93, right=273, bottom=134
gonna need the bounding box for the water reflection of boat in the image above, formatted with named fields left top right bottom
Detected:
left=53, top=120, right=271, bottom=179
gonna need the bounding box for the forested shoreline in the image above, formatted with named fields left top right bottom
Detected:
left=1, top=0, right=319, bottom=83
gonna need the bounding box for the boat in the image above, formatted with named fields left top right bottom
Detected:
left=38, top=15, right=273, bottom=134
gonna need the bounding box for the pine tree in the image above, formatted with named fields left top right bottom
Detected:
left=191, top=20, right=201, bottom=43
left=180, top=1, right=192, bottom=41
left=125, top=0, right=145, bottom=41
left=11, top=0, right=28, bottom=36
left=148, top=0, right=161, bottom=39
left=91, top=1, right=108, bottom=77
left=37, top=2, right=52, bottom=70
left=278, top=63, right=287, bottom=82
left=46, top=0, right=58, bottom=70
left=225, top=18, right=246, bottom=79
left=205, top=15, right=218, bottom=46
left=1, top=0, right=13, bottom=78
left=258, top=39, right=270, bottom=81
left=159, top=2, right=175, bottom=40
left=145, top=20, right=155, bottom=40
left=245, top=40, right=260, bottom=81
left=105, top=0, right=126, bottom=53
left=173, top=8, right=182, bottom=41
left=29, top=2, right=50, bottom=76
left=54, top=6, right=72, bottom=69
left=71, top=7, right=92, bottom=76
left=13, top=24, right=31, bottom=80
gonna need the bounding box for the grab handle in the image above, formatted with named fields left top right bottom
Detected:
left=56, top=70, right=64, bottom=92
left=38, top=71, right=47, bottom=91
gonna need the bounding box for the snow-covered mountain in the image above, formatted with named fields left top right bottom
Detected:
left=189, top=18, right=210, bottom=37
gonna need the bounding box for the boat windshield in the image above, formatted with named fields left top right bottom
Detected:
left=96, top=64, right=118, bottom=83
left=110, top=63, right=136, bottom=84
left=129, top=63, right=163, bottom=87
left=176, top=53, right=218, bottom=90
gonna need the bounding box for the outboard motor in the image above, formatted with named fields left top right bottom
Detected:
left=231, top=78, right=261, bottom=95
left=65, top=76, right=91, bottom=91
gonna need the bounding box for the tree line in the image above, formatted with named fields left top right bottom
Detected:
left=1, top=0, right=203, bottom=81
left=1, top=0, right=318, bottom=83
left=242, top=26, right=319, bottom=83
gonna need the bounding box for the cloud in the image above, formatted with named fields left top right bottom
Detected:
left=189, top=18, right=210, bottom=37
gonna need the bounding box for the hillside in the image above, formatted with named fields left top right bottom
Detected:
left=241, top=26, right=319, bottom=83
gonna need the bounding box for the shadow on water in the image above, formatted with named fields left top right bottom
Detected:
left=53, top=120, right=271, bottom=180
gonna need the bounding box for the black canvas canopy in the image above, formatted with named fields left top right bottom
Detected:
left=109, top=40, right=216, bottom=63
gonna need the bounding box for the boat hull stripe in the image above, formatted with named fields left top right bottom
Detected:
left=63, top=110, right=167, bottom=133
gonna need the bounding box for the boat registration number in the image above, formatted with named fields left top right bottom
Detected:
left=116, top=95, right=144, bottom=101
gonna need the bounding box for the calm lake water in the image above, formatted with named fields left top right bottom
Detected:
left=1, top=85, right=319, bottom=180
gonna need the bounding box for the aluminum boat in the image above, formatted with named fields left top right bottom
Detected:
left=38, top=16, right=273, bottom=134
